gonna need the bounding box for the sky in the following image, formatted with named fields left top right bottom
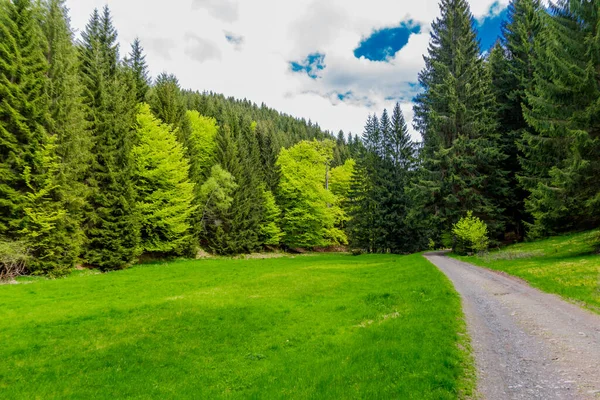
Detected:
left=65, top=0, right=511, bottom=141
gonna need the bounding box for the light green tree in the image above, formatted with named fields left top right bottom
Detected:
left=133, top=104, right=195, bottom=255
left=259, top=189, right=283, bottom=246
left=277, top=140, right=347, bottom=248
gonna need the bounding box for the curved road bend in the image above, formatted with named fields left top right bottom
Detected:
left=424, top=252, right=600, bottom=400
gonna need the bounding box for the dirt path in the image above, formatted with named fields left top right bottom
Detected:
left=424, top=252, right=600, bottom=400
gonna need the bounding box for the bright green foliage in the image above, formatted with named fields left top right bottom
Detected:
left=185, top=110, right=219, bottom=240
left=133, top=104, right=195, bottom=256
left=413, top=0, right=509, bottom=241
left=277, top=140, right=347, bottom=248
left=0, top=0, right=77, bottom=275
left=186, top=110, right=218, bottom=183
left=330, top=158, right=355, bottom=200
left=452, top=211, right=490, bottom=255
left=259, top=189, right=283, bottom=246
left=125, top=37, right=151, bottom=103
left=197, top=164, right=237, bottom=253
left=521, top=0, right=600, bottom=236
left=78, top=6, right=141, bottom=270
left=0, top=254, right=473, bottom=398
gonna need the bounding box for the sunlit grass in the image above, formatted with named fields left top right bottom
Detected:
left=452, top=230, right=600, bottom=313
left=0, top=253, right=473, bottom=399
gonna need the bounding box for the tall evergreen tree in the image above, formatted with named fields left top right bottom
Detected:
left=148, top=73, right=186, bottom=130
left=348, top=115, right=383, bottom=252
left=383, top=104, right=420, bottom=253
left=41, top=0, right=92, bottom=259
left=522, top=0, right=600, bottom=235
left=0, top=0, right=76, bottom=275
left=489, top=0, right=543, bottom=239
left=413, top=0, right=509, bottom=243
left=125, top=37, right=150, bottom=103
left=79, top=6, right=141, bottom=269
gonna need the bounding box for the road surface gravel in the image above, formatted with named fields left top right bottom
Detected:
left=424, top=252, right=600, bottom=400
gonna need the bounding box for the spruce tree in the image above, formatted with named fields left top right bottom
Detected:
left=41, top=0, right=92, bottom=258
left=0, top=0, right=76, bottom=275
left=148, top=73, right=186, bottom=130
left=224, top=117, right=266, bottom=253
left=413, top=0, right=509, bottom=243
left=383, top=104, right=420, bottom=253
left=125, top=37, right=151, bottom=103
left=133, top=104, right=195, bottom=256
left=79, top=6, right=141, bottom=269
left=489, top=0, right=543, bottom=239
left=348, top=115, right=381, bottom=252
left=522, top=0, right=600, bottom=234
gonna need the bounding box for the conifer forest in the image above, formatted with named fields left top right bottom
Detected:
left=1, top=0, right=599, bottom=277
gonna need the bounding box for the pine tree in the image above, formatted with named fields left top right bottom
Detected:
left=79, top=6, right=141, bottom=269
left=125, top=37, right=150, bottom=103
left=0, top=0, right=76, bottom=275
left=133, top=104, right=195, bottom=256
left=413, top=0, right=509, bottom=243
left=521, top=0, right=600, bottom=235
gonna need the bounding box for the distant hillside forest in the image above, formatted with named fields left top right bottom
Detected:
left=1, top=0, right=599, bottom=277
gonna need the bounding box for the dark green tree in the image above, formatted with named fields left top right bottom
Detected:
left=147, top=73, right=186, bottom=131
left=521, top=0, right=600, bottom=235
left=125, top=37, right=151, bottom=103
left=79, top=6, right=141, bottom=269
left=0, top=0, right=77, bottom=275
left=413, top=0, right=509, bottom=244
left=489, top=0, right=543, bottom=239
left=41, top=0, right=92, bottom=259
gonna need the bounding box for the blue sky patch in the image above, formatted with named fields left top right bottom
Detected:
left=476, top=2, right=509, bottom=52
left=354, top=21, right=421, bottom=62
left=224, top=31, right=244, bottom=49
left=290, top=52, right=326, bottom=79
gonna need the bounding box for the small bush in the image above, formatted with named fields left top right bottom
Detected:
left=0, top=239, right=30, bottom=280
left=452, top=212, right=489, bottom=255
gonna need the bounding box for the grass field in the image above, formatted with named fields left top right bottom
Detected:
left=0, top=253, right=473, bottom=399
left=452, top=230, right=600, bottom=313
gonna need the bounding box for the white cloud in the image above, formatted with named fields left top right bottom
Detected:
left=66, top=0, right=508, bottom=142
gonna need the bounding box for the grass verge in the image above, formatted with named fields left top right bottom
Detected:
left=451, top=230, right=600, bottom=314
left=0, top=253, right=473, bottom=399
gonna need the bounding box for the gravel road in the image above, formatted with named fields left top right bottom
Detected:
left=424, top=252, right=600, bottom=400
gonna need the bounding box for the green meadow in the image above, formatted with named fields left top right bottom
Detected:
left=0, top=254, right=473, bottom=399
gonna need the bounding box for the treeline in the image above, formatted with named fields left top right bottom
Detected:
left=0, top=0, right=357, bottom=277
left=348, top=0, right=600, bottom=252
